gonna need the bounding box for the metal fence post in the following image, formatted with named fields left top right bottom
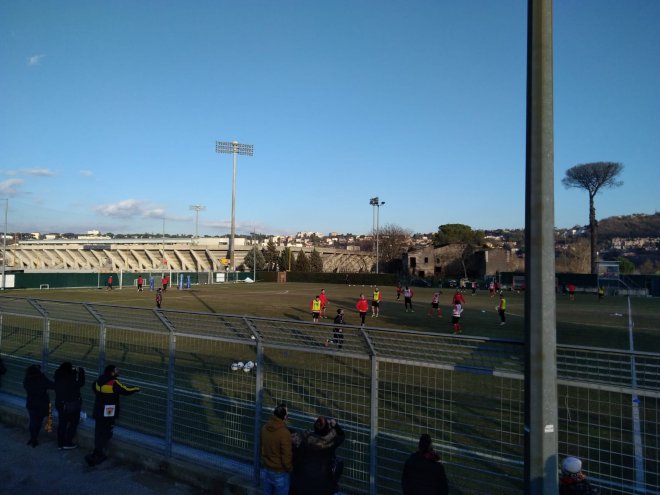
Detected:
left=28, top=299, right=50, bottom=369
left=84, top=304, right=107, bottom=374
left=360, top=327, right=379, bottom=495
left=245, top=317, right=263, bottom=487
left=154, top=309, right=177, bottom=457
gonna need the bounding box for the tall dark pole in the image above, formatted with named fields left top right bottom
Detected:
left=525, top=0, right=558, bottom=493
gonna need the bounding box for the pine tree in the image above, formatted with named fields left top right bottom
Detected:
left=277, top=247, right=292, bottom=271
left=294, top=250, right=310, bottom=272
left=264, top=240, right=279, bottom=271
left=244, top=247, right=266, bottom=271
left=310, top=248, right=324, bottom=272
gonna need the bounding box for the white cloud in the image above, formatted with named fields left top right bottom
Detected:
left=22, top=168, right=55, bottom=177
left=27, top=54, right=45, bottom=66
left=95, top=199, right=184, bottom=221
left=79, top=170, right=94, bottom=177
left=0, top=178, right=24, bottom=195
left=95, top=199, right=148, bottom=218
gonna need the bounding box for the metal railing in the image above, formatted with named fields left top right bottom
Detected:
left=0, top=297, right=658, bottom=494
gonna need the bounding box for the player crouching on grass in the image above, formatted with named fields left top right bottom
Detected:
left=325, top=309, right=345, bottom=349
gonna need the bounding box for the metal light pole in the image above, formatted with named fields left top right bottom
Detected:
left=369, top=197, right=385, bottom=274
left=162, top=218, right=166, bottom=273
left=1, top=199, right=7, bottom=290
left=189, top=205, right=206, bottom=243
left=216, top=140, right=254, bottom=272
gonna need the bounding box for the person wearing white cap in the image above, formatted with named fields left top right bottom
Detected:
left=559, top=456, right=600, bottom=494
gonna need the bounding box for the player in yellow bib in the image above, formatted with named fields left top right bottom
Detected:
left=310, top=295, right=322, bottom=323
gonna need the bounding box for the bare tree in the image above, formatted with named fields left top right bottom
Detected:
left=562, top=162, right=623, bottom=274
left=377, top=223, right=412, bottom=272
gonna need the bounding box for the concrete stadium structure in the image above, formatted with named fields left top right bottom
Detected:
left=4, top=237, right=375, bottom=273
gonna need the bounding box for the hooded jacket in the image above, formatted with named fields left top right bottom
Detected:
left=292, top=422, right=345, bottom=495
left=54, top=364, right=85, bottom=407
left=260, top=416, right=292, bottom=472
left=402, top=450, right=449, bottom=495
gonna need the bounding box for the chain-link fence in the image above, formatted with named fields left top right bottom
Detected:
left=0, top=297, right=658, bottom=494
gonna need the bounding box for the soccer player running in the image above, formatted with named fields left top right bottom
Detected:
left=451, top=301, right=463, bottom=334
left=428, top=292, right=441, bottom=317
left=311, top=295, right=322, bottom=323
left=356, top=294, right=369, bottom=326
left=371, top=288, right=382, bottom=317
left=403, top=286, right=414, bottom=312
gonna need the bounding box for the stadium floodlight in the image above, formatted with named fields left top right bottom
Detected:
left=189, top=205, right=206, bottom=243
left=216, top=140, right=254, bottom=271
left=1, top=199, right=7, bottom=290
left=369, top=197, right=385, bottom=274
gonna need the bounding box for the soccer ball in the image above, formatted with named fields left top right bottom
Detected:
left=243, top=361, right=255, bottom=372
left=230, top=362, right=240, bottom=371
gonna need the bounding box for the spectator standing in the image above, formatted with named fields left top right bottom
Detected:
left=559, top=456, right=600, bottom=494
left=85, top=365, right=140, bottom=466
left=292, top=416, right=345, bottom=495
left=54, top=362, right=85, bottom=450
left=598, top=286, right=605, bottom=301
left=23, top=364, right=55, bottom=447
left=107, top=275, right=113, bottom=290
left=396, top=282, right=403, bottom=301
left=488, top=281, right=495, bottom=297
left=372, top=288, right=382, bottom=317
left=497, top=293, right=507, bottom=326
left=356, top=294, right=369, bottom=326
left=401, top=434, right=449, bottom=495
left=403, top=286, right=415, bottom=312
left=471, top=280, right=478, bottom=295
left=137, top=275, right=144, bottom=292
left=260, top=403, right=293, bottom=495
left=162, top=275, right=170, bottom=291
left=428, top=292, right=441, bottom=317
left=319, top=289, right=329, bottom=319
left=156, top=288, right=163, bottom=308
left=311, top=295, right=322, bottom=323
left=451, top=302, right=463, bottom=334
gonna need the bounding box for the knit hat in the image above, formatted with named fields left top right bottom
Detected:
left=562, top=456, right=582, bottom=474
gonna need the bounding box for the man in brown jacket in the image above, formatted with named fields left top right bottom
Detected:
left=260, top=403, right=292, bottom=495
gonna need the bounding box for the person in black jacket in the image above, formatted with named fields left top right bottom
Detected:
left=54, top=362, right=86, bottom=450
left=291, top=416, right=346, bottom=495
left=85, top=364, right=140, bottom=466
left=402, top=434, right=449, bottom=495
left=23, top=364, right=55, bottom=447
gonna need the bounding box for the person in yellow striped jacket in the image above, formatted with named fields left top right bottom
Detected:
left=85, top=365, right=140, bottom=466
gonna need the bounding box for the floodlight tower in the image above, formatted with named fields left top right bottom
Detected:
left=216, top=140, right=254, bottom=271
left=369, top=197, right=385, bottom=274
left=1, top=199, right=7, bottom=290
left=189, top=205, right=206, bottom=243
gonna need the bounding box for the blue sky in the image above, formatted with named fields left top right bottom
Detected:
left=1, top=1, right=658, bottom=237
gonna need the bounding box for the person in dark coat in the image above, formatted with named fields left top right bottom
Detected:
left=54, top=362, right=86, bottom=449
left=402, top=434, right=449, bottom=495
left=292, top=416, right=345, bottom=495
left=23, top=364, right=55, bottom=447
left=85, top=364, right=140, bottom=466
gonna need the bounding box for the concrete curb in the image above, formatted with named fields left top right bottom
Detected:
left=0, top=394, right=259, bottom=495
